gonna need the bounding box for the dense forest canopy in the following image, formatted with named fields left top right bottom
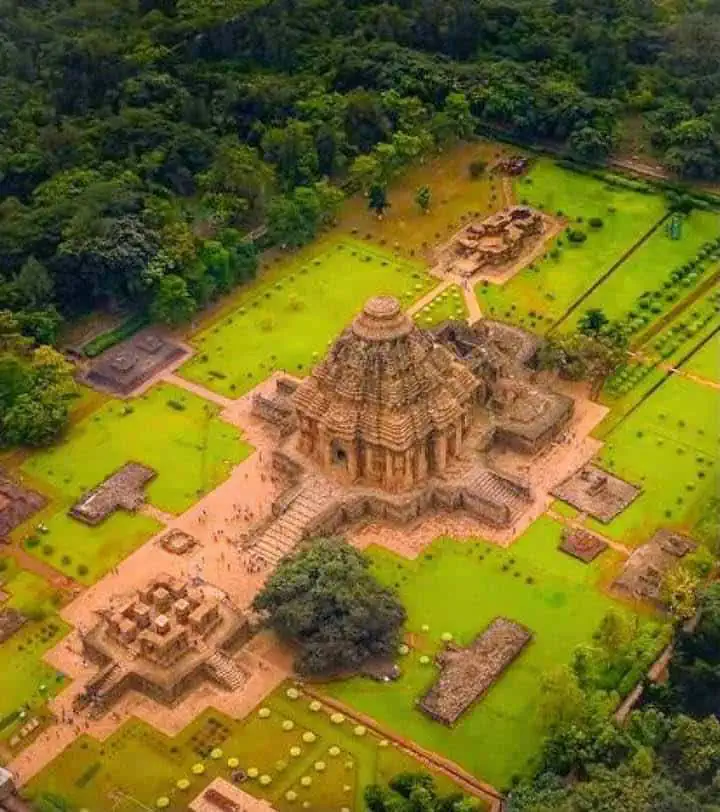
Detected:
left=0, top=0, right=718, bottom=325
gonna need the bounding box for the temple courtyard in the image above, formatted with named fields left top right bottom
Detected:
left=0, top=143, right=717, bottom=811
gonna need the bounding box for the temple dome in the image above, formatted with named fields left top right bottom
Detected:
left=292, top=297, right=480, bottom=455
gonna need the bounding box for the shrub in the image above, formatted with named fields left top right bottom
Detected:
left=589, top=217, right=604, bottom=228
left=77, top=564, right=89, bottom=576
left=468, top=159, right=487, bottom=178
left=166, top=399, right=186, bottom=411
left=567, top=229, right=587, bottom=244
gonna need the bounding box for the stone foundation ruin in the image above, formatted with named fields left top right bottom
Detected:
left=159, top=529, right=199, bottom=555
left=419, top=617, right=532, bottom=725
left=552, top=465, right=640, bottom=523
left=82, top=328, right=188, bottom=396
left=76, top=574, right=251, bottom=716
left=69, top=463, right=156, bottom=525
left=439, top=206, right=553, bottom=278
left=244, top=299, right=575, bottom=566
left=0, top=477, right=47, bottom=537
left=559, top=529, right=608, bottom=563
left=612, top=529, right=696, bottom=607
left=0, top=608, right=26, bottom=644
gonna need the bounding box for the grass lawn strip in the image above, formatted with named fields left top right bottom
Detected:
left=567, top=208, right=719, bottom=329
left=0, top=558, right=69, bottom=754
left=323, top=518, right=660, bottom=788
left=413, top=285, right=468, bottom=328
left=180, top=237, right=437, bottom=398
left=591, top=373, right=719, bottom=545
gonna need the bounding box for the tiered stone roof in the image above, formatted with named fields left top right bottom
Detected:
left=292, top=297, right=479, bottom=453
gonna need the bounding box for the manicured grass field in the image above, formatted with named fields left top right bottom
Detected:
left=24, top=684, right=469, bottom=812
left=0, top=559, right=69, bottom=758
left=323, top=518, right=641, bottom=789
left=339, top=141, right=506, bottom=256
left=14, top=383, right=251, bottom=583
left=684, top=332, right=720, bottom=383
left=180, top=238, right=437, bottom=398
left=412, top=285, right=468, bottom=328
left=477, top=159, right=667, bottom=333
left=569, top=208, right=719, bottom=328
left=590, top=374, right=719, bottom=545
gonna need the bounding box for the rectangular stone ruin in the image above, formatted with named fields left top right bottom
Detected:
left=69, top=463, right=156, bottom=525
left=0, top=608, right=26, bottom=643
left=559, top=529, right=608, bottom=563
left=83, top=328, right=188, bottom=396
left=612, top=529, right=697, bottom=606
left=420, top=617, right=532, bottom=726
left=190, top=779, right=278, bottom=812
left=552, top=465, right=640, bottom=523
left=0, top=477, right=47, bottom=537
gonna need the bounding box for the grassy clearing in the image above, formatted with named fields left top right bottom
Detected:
left=339, top=141, right=507, bottom=257
left=24, top=684, right=471, bottom=812
left=180, top=238, right=436, bottom=398
left=569, top=209, right=719, bottom=328
left=0, top=558, right=69, bottom=757
left=684, top=331, right=720, bottom=383
left=412, top=285, right=468, bottom=328
left=477, top=159, right=667, bottom=333
left=323, top=518, right=644, bottom=789
left=13, top=383, right=250, bottom=584
left=591, top=374, right=719, bottom=545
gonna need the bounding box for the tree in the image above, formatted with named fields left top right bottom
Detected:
left=569, top=124, right=615, bottom=162
left=150, top=274, right=196, bottom=325
left=253, top=538, right=406, bottom=675
left=662, top=565, right=700, bottom=623
left=537, top=332, right=628, bottom=394
left=14, top=256, right=54, bottom=309
left=368, top=184, right=389, bottom=218
left=365, top=772, right=480, bottom=811
left=578, top=308, right=609, bottom=335
left=415, top=185, right=431, bottom=214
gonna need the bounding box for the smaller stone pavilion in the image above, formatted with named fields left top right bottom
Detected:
left=293, top=296, right=480, bottom=491
left=77, top=575, right=251, bottom=716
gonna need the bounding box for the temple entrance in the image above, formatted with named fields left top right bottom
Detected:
left=330, top=440, right=348, bottom=469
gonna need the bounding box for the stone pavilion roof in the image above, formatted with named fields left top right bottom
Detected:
left=292, top=297, right=480, bottom=453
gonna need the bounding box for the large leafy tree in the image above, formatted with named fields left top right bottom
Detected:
left=253, top=538, right=406, bottom=675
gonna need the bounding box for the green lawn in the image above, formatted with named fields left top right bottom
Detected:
left=684, top=332, right=720, bottom=383
left=14, top=383, right=251, bottom=584
left=477, top=159, right=667, bottom=333
left=412, top=285, right=468, bottom=328
left=591, top=373, right=719, bottom=545
left=0, top=558, right=69, bottom=758
left=569, top=208, right=719, bottom=328
left=323, top=518, right=644, bottom=789
left=180, top=237, right=437, bottom=398
left=24, top=684, right=471, bottom=812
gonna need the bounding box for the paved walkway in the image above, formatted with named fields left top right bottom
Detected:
left=162, top=372, right=235, bottom=407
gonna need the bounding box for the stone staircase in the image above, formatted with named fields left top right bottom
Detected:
left=464, top=468, right=530, bottom=518
left=205, top=651, right=246, bottom=691
left=252, top=476, right=339, bottom=566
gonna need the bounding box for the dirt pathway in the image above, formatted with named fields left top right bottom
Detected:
left=628, top=350, right=720, bottom=392
left=5, top=546, right=80, bottom=593
left=161, top=372, right=234, bottom=408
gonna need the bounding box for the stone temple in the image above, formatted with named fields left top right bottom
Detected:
left=293, top=296, right=479, bottom=491
left=248, top=297, right=574, bottom=566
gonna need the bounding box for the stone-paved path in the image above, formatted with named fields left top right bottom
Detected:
left=161, top=371, right=234, bottom=407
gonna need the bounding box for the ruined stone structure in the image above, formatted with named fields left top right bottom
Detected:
left=552, top=464, right=640, bottom=523
left=0, top=477, right=46, bottom=537
left=77, top=575, right=251, bottom=715
left=613, top=530, right=696, bottom=607
left=293, top=297, right=481, bottom=491
left=69, top=463, right=156, bottom=525
left=420, top=618, right=532, bottom=725
left=83, top=328, right=188, bottom=396
left=190, top=779, right=277, bottom=812
left=245, top=299, right=574, bottom=566
left=443, top=206, right=546, bottom=277
left=0, top=609, right=26, bottom=644
left=559, top=529, right=608, bottom=563
left=160, top=529, right=199, bottom=555
left=494, top=155, right=530, bottom=176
